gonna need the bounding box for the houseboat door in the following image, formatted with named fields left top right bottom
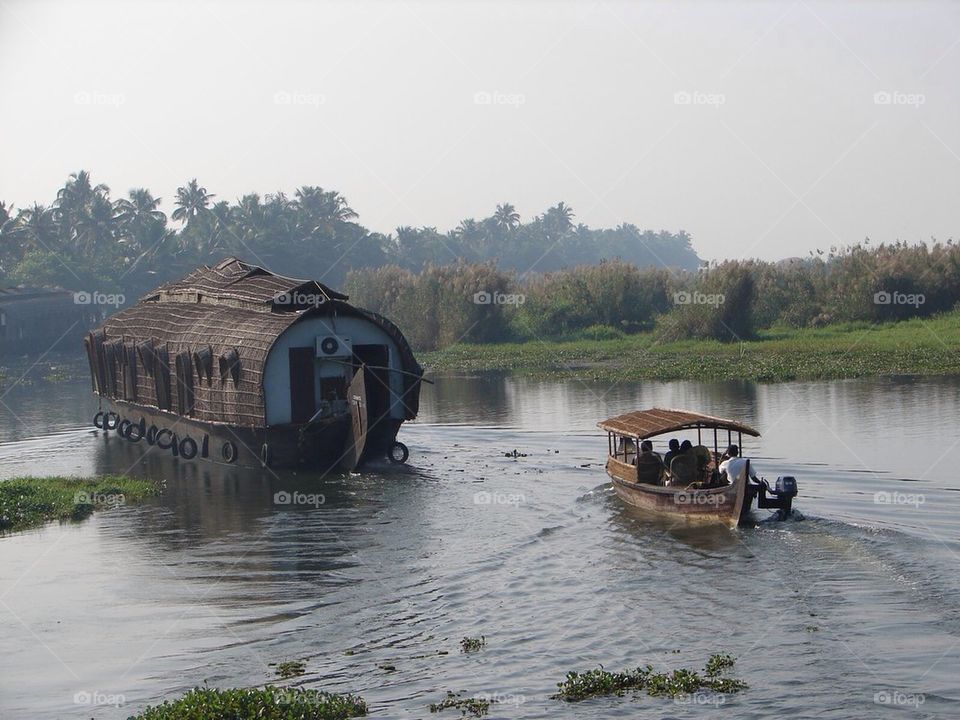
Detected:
left=288, top=347, right=316, bottom=423
left=339, top=368, right=367, bottom=471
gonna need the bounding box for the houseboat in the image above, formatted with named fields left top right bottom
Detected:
left=85, top=257, right=423, bottom=471
left=598, top=408, right=798, bottom=526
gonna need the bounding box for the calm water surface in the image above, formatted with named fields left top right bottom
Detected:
left=1, top=365, right=959, bottom=719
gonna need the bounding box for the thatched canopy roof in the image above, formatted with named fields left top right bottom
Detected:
left=141, top=257, right=348, bottom=307
left=598, top=408, right=760, bottom=439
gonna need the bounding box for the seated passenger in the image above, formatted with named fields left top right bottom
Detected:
left=663, top=438, right=681, bottom=468
left=669, top=449, right=698, bottom=485
left=718, top=444, right=760, bottom=487
left=636, top=441, right=664, bottom=484
left=691, top=444, right=712, bottom=471
left=679, top=439, right=693, bottom=455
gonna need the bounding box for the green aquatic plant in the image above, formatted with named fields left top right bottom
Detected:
left=129, top=686, right=367, bottom=720
left=552, top=665, right=652, bottom=701
left=273, top=660, right=306, bottom=679
left=0, top=475, right=160, bottom=533
left=704, top=653, right=736, bottom=677
left=460, top=636, right=485, bottom=653
left=429, top=691, right=491, bottom=717
left=553, top=656, right=747, bottom=702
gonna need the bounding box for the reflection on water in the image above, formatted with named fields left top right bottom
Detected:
left=1, top=369, right=959, bottom=718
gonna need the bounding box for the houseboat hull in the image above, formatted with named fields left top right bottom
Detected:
left=93, top=397, right=401, bottom=471
left=606, top=457, right=748, bottom=527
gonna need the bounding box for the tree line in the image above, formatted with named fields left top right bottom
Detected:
left=345, top=241, right=960, bottom=350
left=0, top=171, right=702, bottom=298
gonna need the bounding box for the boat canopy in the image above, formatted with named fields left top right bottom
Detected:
left=597, top=408, right=760, bottom=439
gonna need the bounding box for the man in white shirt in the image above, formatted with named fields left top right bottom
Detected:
left=718, top=444, right=760, bottom=486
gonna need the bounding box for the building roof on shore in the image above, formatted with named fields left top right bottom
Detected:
left=142, top=257, right=348, bottom=309
left=598, top=408, right=760, bottom=439
left=0, top=286, right=72, bottom=302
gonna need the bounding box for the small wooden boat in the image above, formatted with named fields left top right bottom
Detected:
left=598, top=408, right=798, bottom=527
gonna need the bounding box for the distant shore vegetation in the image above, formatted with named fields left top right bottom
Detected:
left=0, top=170, right=699, bottom=298
left=3, top=171, right=955, bottom=358
left=347, top=240, right=960, bottom=350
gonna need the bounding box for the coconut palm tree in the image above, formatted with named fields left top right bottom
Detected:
left=493, top=203, right=520, bottom=230
left=19, top=203, right=57, bottom=251
left=172, top=179, right=214, bottom=225
left=114, top=188, right=165, bottom=227
left=75, top=193, right=120, bottom=256
left=543, top=202, right=575, bottom=235
left=53, top=171, right=111, bottom=251
left=0, top=202, right=23, bottom=275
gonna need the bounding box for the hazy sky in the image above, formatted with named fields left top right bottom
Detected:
left=1, top=0, right=957, bottom=261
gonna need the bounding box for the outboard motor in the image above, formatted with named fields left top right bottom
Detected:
left=756, top=476, right=799, bottom=519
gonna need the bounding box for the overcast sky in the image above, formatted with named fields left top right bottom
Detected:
left=0, top=0, right=957, bottom=261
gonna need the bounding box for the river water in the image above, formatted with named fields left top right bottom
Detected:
left=1, top=367, right=959, bottom=718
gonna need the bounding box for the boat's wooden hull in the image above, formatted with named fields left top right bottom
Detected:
left=606, top=457, right=748, bottom=527
left=93, top=397, right=384, bottom=471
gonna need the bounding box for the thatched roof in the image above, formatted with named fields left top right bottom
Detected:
left=141, top=257, right=348, bottom=308
left=598, top=408, right=760, bottom=439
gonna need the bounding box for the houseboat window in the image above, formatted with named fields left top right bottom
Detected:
left=122, top=343, right=138, bottom=401
left=137, top=341, right=155, bottom=377
left=193, top=345, right=213, bottom=384
left=175, top=350, right=195, bottom=415
left=104, top=341, right=122, bottom=396
left=155, top=347, right=172, bottom=410
left=219, top=348, right=241, bottom=386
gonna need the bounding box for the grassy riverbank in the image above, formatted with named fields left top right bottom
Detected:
left=422, top=313, right=960, bottom=382
left=0, top=476, right=160, bottom=533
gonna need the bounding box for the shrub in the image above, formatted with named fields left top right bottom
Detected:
left=129, top=686, right=367, bottom=720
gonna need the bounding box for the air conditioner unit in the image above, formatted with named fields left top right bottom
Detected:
left=316, top=335, right=352, bottom=359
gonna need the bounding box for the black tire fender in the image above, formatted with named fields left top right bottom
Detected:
left=179, top=436, right=198, bottom=460
left=93, top=411, right=105, bottom=429
left=127, top=419, right=146, bottom=443
left=155, top=428, right=175, bottom=450
left=388, top=441, right=409, bottom=464
left=222, top=441, right=238, bottom=464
